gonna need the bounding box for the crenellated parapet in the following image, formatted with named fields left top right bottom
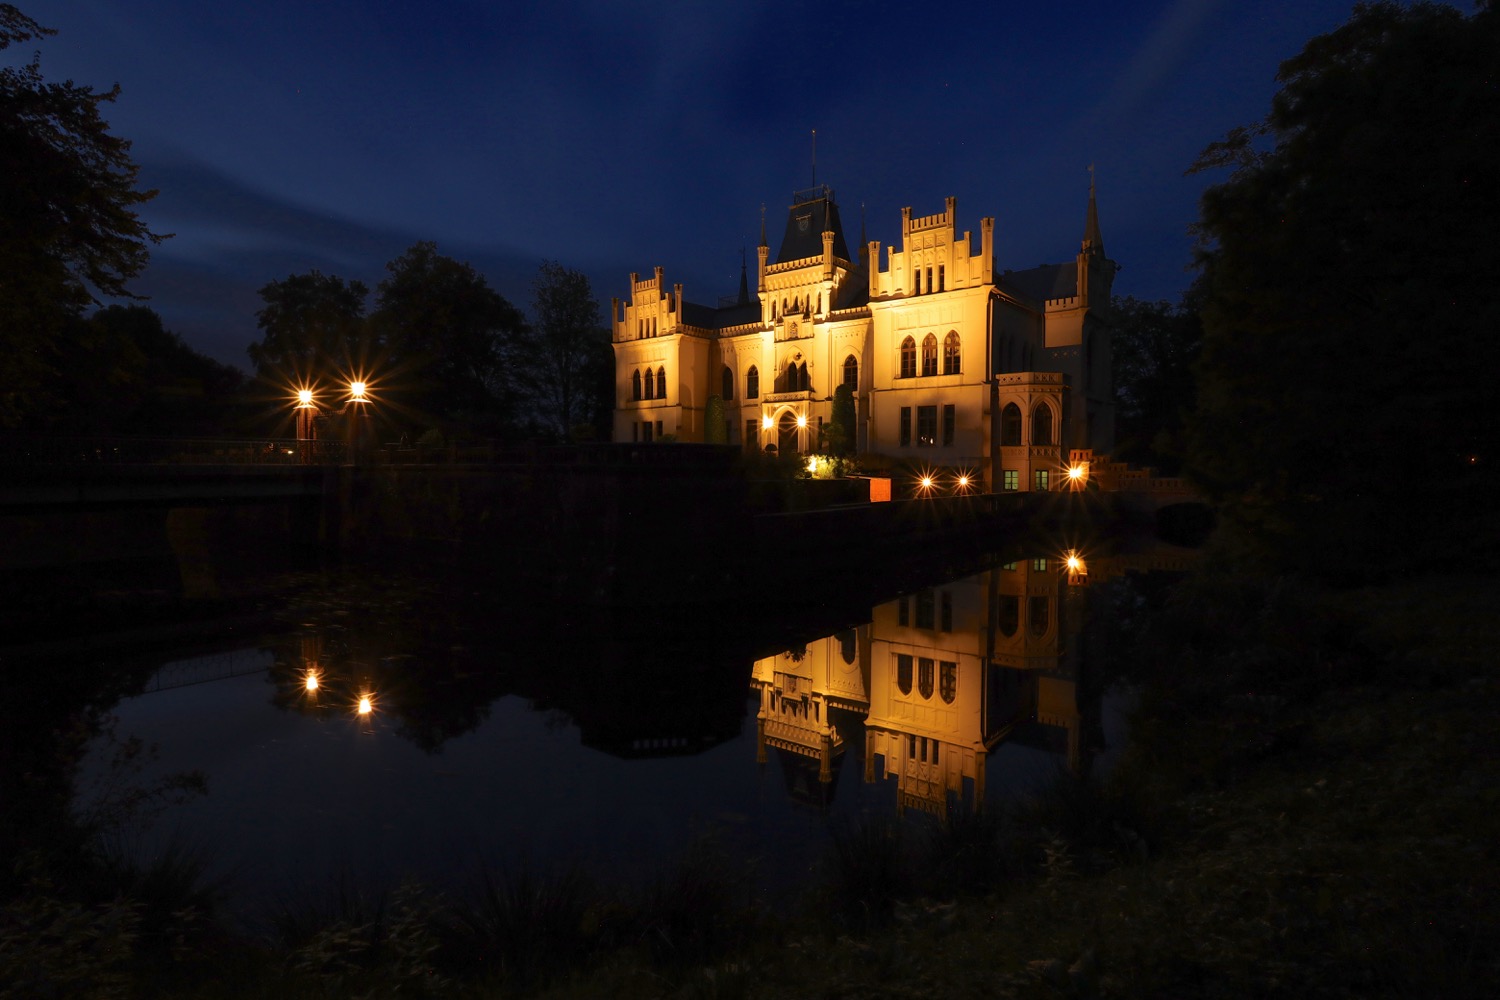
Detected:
left=870, top=197, right=994, bottom=299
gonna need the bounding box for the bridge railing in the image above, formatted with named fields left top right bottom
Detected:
left=0, top=436, right=347, bottom=467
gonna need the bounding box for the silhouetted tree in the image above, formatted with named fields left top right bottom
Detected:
left=1186, top=1, right=1500, bottom=576
left=520, top=261, right=611, bottom=440
left=248, top=271, right=370, bottom=394
left=704, top=394, right=726, bottom=444
left=0, top=4, right=167, bottom=427
left=1111, top=293, right=1202, bottom=475
left=827, top=382, right=856, bottom=456
left=371, top=241, right=525, bottom=435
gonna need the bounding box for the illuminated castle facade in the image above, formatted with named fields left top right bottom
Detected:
left=611, top=182, right=1118, bottom=491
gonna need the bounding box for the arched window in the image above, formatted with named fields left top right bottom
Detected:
left=631, top=369, right=642, bottom=400
left=746, top=365, right=759, bottom=399
left=918, top=658, right=934, bottom=700
left=1000, top=403, right=1022, bottom=446
left=838, top=629, right=857, bottom=664
left=940, top=661, right=956, bottom=703
left=721, top=365, right=733, bottom=401
left=656, top=366, right=667, bottom=401
left=1029, top=596, right=1050, bottom=637
left=943, top=331, right=961, bottom=374
left=897, top=654, right=913, bottom=695
left=799, top=362, right=810, bottom=392
left=843, top=354, right=858, bottom=388
left=921, top=333, right=937, bottom=377
left=899, top=336, right=916, bottom=379
left=1032, top=404, right=1053, bottom=446
left=643, top=367, right=655, bottom=399
left=998, top=595, right=1019, bottom=637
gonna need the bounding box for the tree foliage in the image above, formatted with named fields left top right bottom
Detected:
left=827, top=382, right=856, bottom=457
left=0, top=3, right=167, bottom=427
left=247, top=271, right=370, bottom=390
left=371, top=241, right=524, bottom=430
left=1110, top=294, right=1201, bottom=474
left=520, top=261, right=611, bottom=440
left=1186, top=1, right=1500, bottom=575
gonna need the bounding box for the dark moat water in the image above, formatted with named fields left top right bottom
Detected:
left=37, top=542, right=1189, bottom=915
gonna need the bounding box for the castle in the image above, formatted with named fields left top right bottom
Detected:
left=611, top=181, right=1117, bottom=492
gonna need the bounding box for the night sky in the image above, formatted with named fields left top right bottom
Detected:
left=17, top=0, right=1366, bottom=368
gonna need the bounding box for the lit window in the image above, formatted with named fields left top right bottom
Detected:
left=1033, top=558, right=1048, bottom=570
left=917, top=406, right=937, bottom=446
left=1003, top=469, right=1018, bottom=491
left=899, top=337, right=916, bottom=379
left=1034, top=469, right=1050, bottom=492
left=921, top=334, right=937, bottom=377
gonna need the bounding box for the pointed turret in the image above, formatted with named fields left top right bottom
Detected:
left=1082, top=166, right=1103, bottom=256
left=737, top=246, right=749, bottom=306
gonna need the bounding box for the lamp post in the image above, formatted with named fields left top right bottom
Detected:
left=294, top=387, right=320, bottom=464
left=344, top=379, right=373, bottom=465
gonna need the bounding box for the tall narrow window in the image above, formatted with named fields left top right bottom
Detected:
left=900, top=406, right=912, bottom=446
left=1000, top=403, right=1022, bottom=446
left=913, top=267, right=921, bottom=295
left=843, top=354, right=858, bottom=388
left=643, top=367, right=655, bottom=399
left=632, top=369, right=642, bottom=400
left=918, top=658, right=935, bottom=699
left=657, top=366, right=667, bottom=400
left=998, top=595, right=1019, bottom=637
left=1033, top=404, right=1053, bottom=446
left=916, top=590, right=935, bottom=629
left=721, top=365, right=733, bottom=401
left=899, top=337, right=916, bottom=379
left=917, top=406, right=937, bottom=446
left=939, top=661, right=956, bottom=703
left=1034, top=469, right=1050, bottom=492
left=921, top=334, right=938, bottom=377
left=937, top=264, right=945, bottom=292
left=926, top=267, right=934, bottom=295
left=1029, top=596, right=1050, bottom=637
left=1003, top=470, right=1018, bottom=491
left=746, top=365, right=759, bottom=399
left=943, top=331, right=961, bottom=374
left=942, top=404, right=955, bottom=446
left=897, top=654, right=913, bottom=695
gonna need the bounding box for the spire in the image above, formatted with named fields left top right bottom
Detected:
left=759, top=204, right=767, bottom=248
left=1083, top=164, right=1103, bottom=254
left=737, top=246, right=749, bottom=306
left=859, top=202, right=868, bottom=266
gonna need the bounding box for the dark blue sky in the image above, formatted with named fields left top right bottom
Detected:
left=18, top=0, right=1368, bottom=367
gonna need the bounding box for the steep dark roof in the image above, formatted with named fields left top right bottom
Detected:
left=776, top=188, right=852, bottom=264
left=997, top=262, right=1078, bottom=305
left=680, top=298, right=760, bottom=331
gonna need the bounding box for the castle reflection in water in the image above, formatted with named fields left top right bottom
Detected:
left=264, top=547, right=1195, bottom=820
left=751, top=549, right=1190, bottom=816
